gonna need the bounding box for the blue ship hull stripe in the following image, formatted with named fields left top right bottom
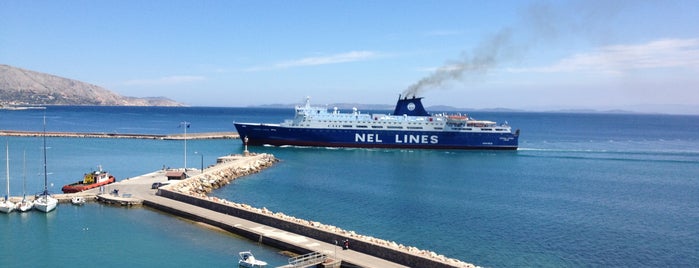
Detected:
left=234, top=123, right=518, bottom=150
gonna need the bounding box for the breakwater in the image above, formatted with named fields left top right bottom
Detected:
left=161, top=154, right=475, bottom=268
left=0, top=130, right=239, bottom=140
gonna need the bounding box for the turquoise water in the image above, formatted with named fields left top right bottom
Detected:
left=1, top=137, right=239, bottom=194
left=213, top=112, right=699, bottom=267
left=216, top=146, right=699, bottom=267
left=2, top=203, right=289, bottom=267
left=1, top=107, right=699, bottom=267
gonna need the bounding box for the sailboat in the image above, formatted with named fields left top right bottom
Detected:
left=0, top=142, right=16, bottom=213
left=34, top=116, right=57, bottom=213
left=17, top=150, right=33, bottom=212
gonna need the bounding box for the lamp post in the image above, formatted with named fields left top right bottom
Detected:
left=180, top=121, right=190, bottom=170
left=194, top=151, right=203, bottom=172
left=244, top=136, right=249, bottom=155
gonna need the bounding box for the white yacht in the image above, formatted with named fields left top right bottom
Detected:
left=1, top=142, right=15, bottom=214
left=34, top=117, right=57, bottom=213
left=16, top=150, right=33, bottom=212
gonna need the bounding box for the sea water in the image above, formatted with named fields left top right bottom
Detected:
left=1, top=106, right=699, bottom=267
left=2, top=203, right=288, bottom=267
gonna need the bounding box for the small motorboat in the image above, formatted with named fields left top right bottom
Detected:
left=71, top=196, right=86, bottom=205
left=238, top=251, right=267, bottom=268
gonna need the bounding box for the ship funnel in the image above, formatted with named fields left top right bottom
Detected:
left=392, top=96, right=430, bottom=116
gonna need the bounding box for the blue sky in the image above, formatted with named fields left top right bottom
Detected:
left=1, top=1, right=698, bottom=113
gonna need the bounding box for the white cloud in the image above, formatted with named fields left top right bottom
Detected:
left=509, top=38, right=699, bottom=74
left=245, top=51, right=379, bottom=71
left=123, top=75, right=206, bottom=86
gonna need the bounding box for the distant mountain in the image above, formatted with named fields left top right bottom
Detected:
left=0, top=64, right=183, bottom=106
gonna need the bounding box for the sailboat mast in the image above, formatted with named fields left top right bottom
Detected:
left=22, top=150, right=26, bottom=199
left=43, top=115, right=48, bottom=193
left=5, top=141, right=8, bottom=201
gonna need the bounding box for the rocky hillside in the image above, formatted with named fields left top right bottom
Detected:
left=0, top=64, right=182, bottom=106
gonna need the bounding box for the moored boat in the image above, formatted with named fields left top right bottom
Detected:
left=0, top=198, right=13, bottom=214
left=34, top=116, right=57, bottom=213
left=1, top=142, right=15, bottom=214
left=34, top=191, right=57, bottom=213
left=234, top=95, right=520, bottom=150
left=71, top=196, right=86, bottom=205
left=238, top=251, right=267, bottom=268
left=62, top=166, right=116, bottom=193
left=17, top=198, right=33, bottom=212
left=17, top=150, right=33, bottom=212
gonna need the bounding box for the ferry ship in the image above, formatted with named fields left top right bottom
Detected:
left=234, top=96, right=519, bottom=150
left=61, top=166, right=116, bottom=193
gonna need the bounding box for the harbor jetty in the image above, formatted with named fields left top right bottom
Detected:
left=0, top=130, right=239, bottom=140
left=7, top=153, right=475, bottom=268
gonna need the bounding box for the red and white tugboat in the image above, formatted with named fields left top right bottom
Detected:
left=62, top=166, right=116, bottom=193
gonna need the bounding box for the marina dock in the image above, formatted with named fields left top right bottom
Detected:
left=6, top=153, right=472, bottom=268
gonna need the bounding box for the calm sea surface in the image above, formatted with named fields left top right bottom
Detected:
left=1, top=106, right=698, bottom=267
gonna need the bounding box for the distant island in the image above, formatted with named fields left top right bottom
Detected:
left=0, top=64, right=183, bottom=107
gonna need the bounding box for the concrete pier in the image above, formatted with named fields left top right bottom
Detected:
left=0, top=130, right=239, bottom=140
left=7, top=153, right=474, bottom=268
left=8, top=192, right=99, bottom=204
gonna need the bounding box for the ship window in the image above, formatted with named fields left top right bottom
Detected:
left=407, top=126, right=423, bottom=129
left=343, top=125, right=353, bottom=128
left=434, top=127, right=443, bottom=130
left=356, top=125, right=368, bottom=128
left=482, top=128, right=492, bottom=131
left=387, top=126, right=403, bottom=129
left=371, top=126, right=383, bottom=129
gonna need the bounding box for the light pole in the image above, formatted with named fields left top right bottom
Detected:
left=244, top=136, right=249, bottom=155
left=194, top=151, right=203, bottom=172
left=180, top=121, right=190, bottom=170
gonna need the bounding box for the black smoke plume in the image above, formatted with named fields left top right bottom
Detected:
left=402, top=29, right=515, bottom=98
left=402, top=1, right=629, bottom=99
